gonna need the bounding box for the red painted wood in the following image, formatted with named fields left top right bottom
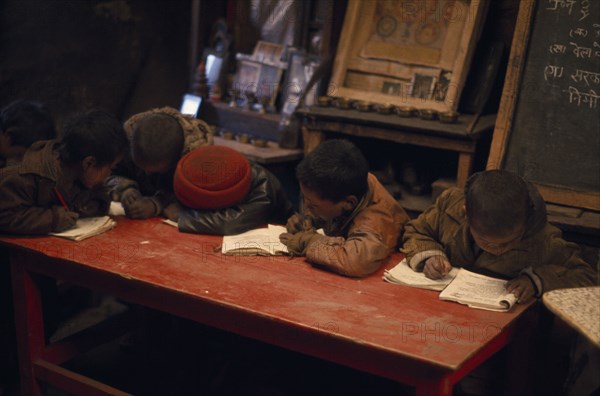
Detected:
left=11, top=251, right=46, bottom=396
left=1, top=217, right=535, bottom=393
left=34, top=360, right=132, bottom=396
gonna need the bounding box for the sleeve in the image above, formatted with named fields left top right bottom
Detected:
left=0, top=175, right=65, bottom=234
left=305, top=227, right=391, bottom=278
left=530, top=226, right=597, bottom=293
left=400, top=189, right=452, bottom=270
left=73, top=185, right=111, bottom=218
left=104, top=156, right=140, bottom=201
left=177, top=168, right=275, bottom=235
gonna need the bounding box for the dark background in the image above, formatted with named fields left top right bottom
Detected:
left=0, top=0, right=520, bottom=130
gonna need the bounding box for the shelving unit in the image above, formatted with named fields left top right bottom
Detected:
left=297, top=106, right=496, bottom=189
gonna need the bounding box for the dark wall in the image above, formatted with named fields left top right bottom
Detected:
left=0, top=0, right=192, bottom=129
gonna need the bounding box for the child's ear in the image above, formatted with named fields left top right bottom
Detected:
left=342, top=195, right=359, bottom=211
left=81, top=156, right=97, bottom=171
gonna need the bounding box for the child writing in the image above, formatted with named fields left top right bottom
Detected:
left=0, top=109, right=128, bottom=234
left=106, top=107, right=213, bottom=219
left=166, top=145, right=293, bottom=235
left=0, top=100, right=56, bottom=168
left=401, top=170, right=596, bottom=303
left=279, top=139, right=410, bottom=277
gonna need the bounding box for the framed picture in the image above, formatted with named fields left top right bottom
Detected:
left=280, top=50, right=321, bottom=115
left=257, top=63, right=284, bottom=106
left=234, top=59, right=262, bottom=97
left=252, top=40, right=285, bottom=65
left=330, top=0, right=488, bottom=112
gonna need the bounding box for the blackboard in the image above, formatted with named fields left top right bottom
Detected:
left=488, top=0, right=600, bottom=211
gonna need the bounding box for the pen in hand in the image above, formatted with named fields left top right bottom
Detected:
left=53, top=187, right=70, bottom=211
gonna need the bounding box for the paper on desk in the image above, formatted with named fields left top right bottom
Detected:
left=109, top=201, right=126, bottom=216
left=384, top=258, right=459, bottom=291
left=221, top=224, right=288, bottom=255
left=162, top=219, right=178, bottom=227
left=49, top=216, right=116, bottom=241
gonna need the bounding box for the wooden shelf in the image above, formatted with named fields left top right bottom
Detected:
left=213, top=136, right=303, bottom=165
left=397, top=186, right=433, bottom=216
left=201, top=101, right=281, bottom=141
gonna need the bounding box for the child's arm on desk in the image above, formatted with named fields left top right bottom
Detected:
left=401, top=189, right=456, bottom=272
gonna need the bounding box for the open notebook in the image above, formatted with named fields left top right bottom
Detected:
left=49, top=216, right=116, bottom=241
left=221, top=225, right=288, bottom=256
left=384, top=259, right=517, bottom=312
left=384, top=258, right=459, bottom=291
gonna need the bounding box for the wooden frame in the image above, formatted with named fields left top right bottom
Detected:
left=330, top=0, right=488, bottom=112
left=280, top=50, right=321, bottom=115
left=487, top=0, right=600, bottom=211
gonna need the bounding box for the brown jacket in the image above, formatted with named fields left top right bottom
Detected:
left=106, top=107, right=214, bottom=214
left=401, top=187, right=597, bottom=294
left=0, top=140, right=110, bottom=235
left=305, top=173, right=410, bottom=277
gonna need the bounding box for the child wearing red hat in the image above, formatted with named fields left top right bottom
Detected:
left=170, top=145, right=293, bottom=235
left=106, top=107, right=213, bottom=219
left=279, top=139, right=410, bottom=278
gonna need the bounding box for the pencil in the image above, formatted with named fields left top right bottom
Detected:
left=53, top=187, right=69, bottom=211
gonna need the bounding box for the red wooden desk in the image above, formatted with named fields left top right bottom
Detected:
left=1, top=217, right=535, bottom=395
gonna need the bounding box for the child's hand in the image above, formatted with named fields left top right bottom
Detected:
left=423, top=256, right=452, bottom=280
left=280, top=230, right=322, bottom=256
left=506, top=275, right=535, bottom=303
left=124, top=197, right=156, bottom=219
left=163, top=202, right=182, bottom=222
left=286, top=213, right=313, bottom=233
left=76, top=200, right=101, bottom=217
left=121, top=188, right=142, bottom=206
left=55, top=209, right=79, bottom=232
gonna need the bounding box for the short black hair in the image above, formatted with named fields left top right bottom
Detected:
left=58, top=109, right=128, bottom=166
left=296, top=139, right=368, bottom=202
left=465, top=170, right=532, bottom=236
left=0, top=100, right=56, bottom=147
left=131, top=113, right=183, bottom=166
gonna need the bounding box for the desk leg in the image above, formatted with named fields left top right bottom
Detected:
left=456, top=152, right=474, bottom=188
left=414, top=376, right=452, bottom=396
left=11, top=250, right=46, bottom=396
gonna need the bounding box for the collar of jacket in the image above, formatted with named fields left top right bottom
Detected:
left=18, top=140, right=60, bottom=182
left=328, top=173, right=377, bottom=232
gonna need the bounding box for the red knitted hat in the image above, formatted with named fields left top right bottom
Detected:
left=173, top=146, right=252, bottom=209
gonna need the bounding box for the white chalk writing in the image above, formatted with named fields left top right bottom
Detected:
left=570, top=27, right=588, bottom=38
left=579, top=0, right=590, bottom=21
left=567, top=86, right=599, bottom=109
left=570, top=42, right=593, bottom=58
left=547, top=0, right=576, bottom=15
left=571, top=69, right=600, bottom=85
left=545, top=65, right=565, bottom=81
left=549, top=43, right=568, bottom=54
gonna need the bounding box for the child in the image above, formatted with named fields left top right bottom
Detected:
left=167, top=145, right=293, bottom=235
left=401, top=170, right=596, bottom=303
left=0, top=109, right=128, bottom=234
left=106, top=106, right=213, bottom=219
left=279, top=139, right=410, bottom=277
left=0, top=100, right=56, bottom=167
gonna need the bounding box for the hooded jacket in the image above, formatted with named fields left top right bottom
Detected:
left=106, top=107, right=214, bottom=214
left=0, top=140, right=110, bottom=234
left=401, top=187, right=596, bottom=294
